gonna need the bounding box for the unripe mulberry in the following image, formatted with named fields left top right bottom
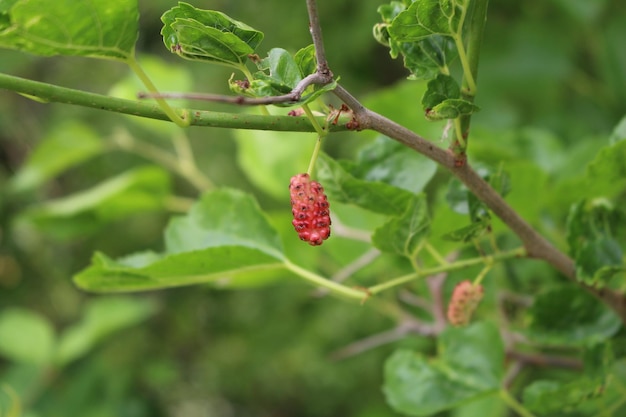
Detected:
left=289, top=173, right=331, bottom=246
left=447, top=280, right=484, bottom=327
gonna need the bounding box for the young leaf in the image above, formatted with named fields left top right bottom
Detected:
left=383, top=322, right=504, bottom=416
left=372, top=194, right=430, bottom=257
left=0, top=0, right=138, bottom=60
left=9, top=121, right=104, bottom=193
left=389, top=1, right=462, bottom=43
left=315, top=152, right=413, bottom=216
left=74, top=189, right=288, bottom=292
left=566, top=199, right=624, bottom=287
left=229, top=47, right=337, bottom=106
left=17, top=166, right=170, bottom=239
left=585, top=139, right=626, bottom=199
left=525, top=285, right=622, bottom=347
left=161, top=2, right=263, bottom=69
left=0, top=308, right=55, bottom=365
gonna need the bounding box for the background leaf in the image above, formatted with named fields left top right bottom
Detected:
left=525, top=285, right=622, bottom=346
left=372, top=194, right=430, bottom=257
left=0, top=308, right=55, bottom=365
left=316, top=152, right=413, bottom=216
left=383, top=322, right=504, bottom=416
left=234, top=128, right=314, bottom=200
left=9, top=121, right=104, bottom=193
left=55, top=297, right=157, bottom=366
left=16, top=166, right=171, bottom=239
left=0, top=0, right=138, bottom=60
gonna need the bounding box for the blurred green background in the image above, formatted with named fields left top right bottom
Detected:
left=0, top=0, right=625, bottom=416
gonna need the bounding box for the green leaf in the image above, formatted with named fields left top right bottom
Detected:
left=426, top=98, right=480, bottom=120
left=522, top=377, right=608, bottom=415
left=422, top=74, right=479, bottom=120
left=74, top=189, right=288, bottom=292
left=161, top=2, right=263, bottom=68
left=372, top=194, right=430, bottom=257
left=442, top=217, right=490, bottom=242
left=316, top=152, right=413, bottom=216
left=55, top=297, right=157, bottom=366
left=0, top=0, right=138, bottom=60
left=585, top=139, right=626, bottom=200
left=229, top=47, right=337, bottom=106
left=17, top=166, right=170, bottom=239
left=375, top=2, right=457, bottom=79
left=566, top=199, right=624, bottom=287
left=9, top=121, right=104, bottom=193
left=0, top=308, right=55, bottom=365
left=389, top=0, right=461, bottom=43
left=234, top=129, right=314, bottom=200
left=525, top=285, right=622, bottom=347
left=351, top=136, right=437, bottom=194
left=383, top=322, right=504, bottom=416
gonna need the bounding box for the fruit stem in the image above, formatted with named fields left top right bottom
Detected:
left=302, top=104, right=326, bottom=175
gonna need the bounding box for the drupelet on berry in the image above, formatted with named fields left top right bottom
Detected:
left=289, top=173, right=331, bottom=246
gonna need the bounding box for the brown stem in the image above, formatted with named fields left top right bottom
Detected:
left=306, top=0, right=333, bottom=79
left=334, top=84, right=626, bottom=324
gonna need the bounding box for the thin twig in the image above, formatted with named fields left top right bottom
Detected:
left=306, top=0, right=332, bottom=79
left=137, top=73, right=331, bottom=106
left=312, top=248, right=381, bottom=297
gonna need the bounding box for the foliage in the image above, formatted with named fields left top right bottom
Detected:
left=1, top=0, right=626, bottom=416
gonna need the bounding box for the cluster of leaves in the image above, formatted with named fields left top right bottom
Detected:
left=374, top=0, right=479, bottom=120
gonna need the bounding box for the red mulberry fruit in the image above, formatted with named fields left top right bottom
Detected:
left=447, top=280, right=484, bottom=327
left=289, top=173, right=331, bottom=246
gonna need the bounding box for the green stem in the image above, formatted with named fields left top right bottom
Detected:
left=499, top=389, right=537, bottom=417
left=284, top=260, right=367, bottom=301
left=302, top=104, right=327, bottom=175
left=449, top=0, right=489, bottom=158
left=0, top=72, right=342, bottom=132
left=368, top=247, right=525, bottom=295
left=126, top=55, right=189, bottom=128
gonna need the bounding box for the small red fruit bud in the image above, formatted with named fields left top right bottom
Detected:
left=447, top=280, right=484, bottom=327
left=289, top=173, right=331, bottom=246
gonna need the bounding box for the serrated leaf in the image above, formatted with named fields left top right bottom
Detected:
left=351, top=136, right=437, bottom=194
left=0, top=308, right=55, bottom=365
left=55, top=297, right=157, bottom=366
left=9, top=121, right=104, bottom=193
left=74, top=189, right=288, bottom=292
left=566, top=199, right=624, bottom=287
left=526, top=285, right=622, bottom=347
left=18, top=166, right=170, bottom=239
left=161, top=2, right=263, bottom=68
left=316, top=152, right=413, bottom=216
left=389, top=0, right=461, bottom=43
left=373, top=194, right=430, bottom=257
left=383, top=322, right=504, bottom=416
left=0, top=0, right=138, bottom=60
